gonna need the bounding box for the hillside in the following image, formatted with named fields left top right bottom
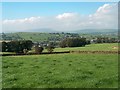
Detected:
left=0, top=31, right=118, bottom=42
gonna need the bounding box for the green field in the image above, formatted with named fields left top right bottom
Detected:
left=2, top=53, right=118, bottom=88
left=1, top=32, right=118, bottom=42
left=36, top=43, right=118, bottom=52
left=2, top=43, right=118, bottom=88
left=53, top=43, right=118, bottom=52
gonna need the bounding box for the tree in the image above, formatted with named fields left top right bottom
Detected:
left=60, top=37, right=87, bottom=48
left=46, top=43, right=55, bottom=53
left=35, top=45, right=44, bottom=54
left=5, top=40, right=33, bottom=53
left=2, top=41, right=7, bottom=52
left=59, top=38, right=67, bottom=48
left=0, top=42, right=2, bottom=52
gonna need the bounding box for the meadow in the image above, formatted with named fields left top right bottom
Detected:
left=53, top=43, right=118, bottom=52
left=2, top=55, right=118, bottom=88
left=2, top=43, right=118, bottom=88
left=41, top=43, right=118, bottom=53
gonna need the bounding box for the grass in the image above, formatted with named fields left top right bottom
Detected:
left=2, top=53, right=118, bottom=88
left=38, top=43, right=118, bottom=52
left=0, top=52, right=15, bottom=54
left=53, top=43, right=118, bottom=52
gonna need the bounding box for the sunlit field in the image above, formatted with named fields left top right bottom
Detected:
left=53, top=43, right=118, bottom=52
left=2, top=55, right=118, bottom=88
left=40, top=43, right=118, bottom=53
left=2, top=43, right=118, bottom=88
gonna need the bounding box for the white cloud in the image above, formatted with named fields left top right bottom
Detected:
left=56, top=13, right=77, bottom=19
left=3, top=16, right=41, bottom=24
left=2, top=3, right=118, bottom=32
left=88, top=3, right=118, bottom=29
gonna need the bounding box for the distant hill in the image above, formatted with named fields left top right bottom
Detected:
left=0, top=29, right=118, bottom=42
left=74, top=29, right=118, bottom=34
left=24, top=28, right=56, bottom=33
left=0, top=32, right=65, bottom=42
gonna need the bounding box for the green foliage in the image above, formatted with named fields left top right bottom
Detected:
left=1, top=42, right=7, bottom=52
left=46, top=42, right=55, bottom=53
left=2, top=40, right=33, bottom=53
left=34, top=46, right=44, bottom=54
left=96, top=37, right=118, bottom=43
left=60, top=37, right=87, bottom=48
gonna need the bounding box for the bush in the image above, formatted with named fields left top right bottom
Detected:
left=46, top=43, right=55, bottom=53
left=35, top=46, right=44, bottom=54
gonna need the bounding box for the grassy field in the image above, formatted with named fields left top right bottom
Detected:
left=2, top=53, right=118, bottom=88
left=48, top=43, right=118, bottom=52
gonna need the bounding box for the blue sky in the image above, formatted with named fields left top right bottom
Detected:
left=2, top=2, right=113, bottom=19
left=2, top=2, right=118, bottom=32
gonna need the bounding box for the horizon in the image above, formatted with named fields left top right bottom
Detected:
left=2, top=2, right=118, bottom=32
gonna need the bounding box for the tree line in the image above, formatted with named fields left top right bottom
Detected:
left=95, top=37, right=118, bottom=43
left=0, top=36, right=118, bottom=54
left=0, top=40, right=55, bottom=54
left=60, top=37, right=90, bottom=48
left=1, top=40, right=33, bottom=53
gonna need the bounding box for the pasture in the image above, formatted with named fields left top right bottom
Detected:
left=53, top=43, right=118, bottom=52
left=2, top=53, right=118, bottom=88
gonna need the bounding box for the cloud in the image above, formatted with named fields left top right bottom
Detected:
left=56, top=13, right=77, bottom=19
left=2, top=3, right=118, bottom=32
left=3, top=16, right=41, bottom=24
left=88, top=3, right=118, bottom=29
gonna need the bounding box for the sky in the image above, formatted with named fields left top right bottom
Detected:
left=2, top=2, right=118, bottom=32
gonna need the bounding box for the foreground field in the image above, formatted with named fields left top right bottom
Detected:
left=2, top=53, right=118, bottom=88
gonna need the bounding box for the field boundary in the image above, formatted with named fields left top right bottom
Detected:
left=0, top=50, right=120, bottom=56
left=70, top=50, right=120, bottom=54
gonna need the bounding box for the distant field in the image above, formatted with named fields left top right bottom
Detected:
left=2, top=53, right=118, bottom=88
left=1, top=32, right=118, bottom=42
left=49, top=43, right=118, bottom=52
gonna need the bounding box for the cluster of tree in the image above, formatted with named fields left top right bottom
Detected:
left=60, top=37, right=89, bottom=48
left=96, top=37, right=118, bottom=43
left=34, top=42, right=55, bottom=54
left=0, top=33, right=22, bottom=40
left=34, top=45, right=44, bottom=54
left=1, top=40, right=33, bottom=53
left=46, top=42, right=55, bottom=53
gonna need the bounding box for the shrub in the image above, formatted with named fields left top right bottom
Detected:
left=34, top=46, right=44, bottom=54
left=46, top=43, right=55, bottom=53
